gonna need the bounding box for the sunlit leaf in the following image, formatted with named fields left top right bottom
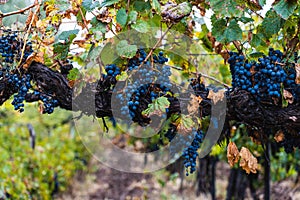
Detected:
left=116, top=40, right=138, bottom=58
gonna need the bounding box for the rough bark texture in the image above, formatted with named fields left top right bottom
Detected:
left=0, top=62, right=299, bottom=136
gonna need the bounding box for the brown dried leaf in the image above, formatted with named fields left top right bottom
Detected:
left=26, top=11, right=38, bottom=28
left=73, top=40, right=87, bottom=48
left=227, top=142, right=240, bottom=167
left=283, top=89, right=294, bottom=104
left=214, top=42, right=223, bottom=54
left=239, top=147, right=258, bottom=174
left=250, top=131, right=262, bottom=145
left=220, top=50, right=230, bottom=64
left=207, top=89, right=225, bottom=104
left=207, top=32, right=216, bottom=48
left=296, top=63, right=300, bottom=84
left=42, top=37, right=55, bottom=45
left=187, top=94, right=202, bottom=115
left=23, top=52, right=44, bottom=69
left=274, top=130, right=285, bottom=142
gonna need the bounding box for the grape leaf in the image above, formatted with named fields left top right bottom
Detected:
left=67, top=68, right=80, bottom=80
left=211, top=18, right=227, bottom=42
left=116, top=40, right=138, bottom=58
left=259, top=0, right=266, bottom=7
left=100, top=0, right=121, bottom=7
left=223, top=20, right=242, bottom=42
left=156, top=96, right=170, bottom=111
left=261, top=10, right=284, bottom=38
left=128, top=11, right=138, bottom=24
left=239, top=17, right=254, bottom=24
left=151, top=0, right=161, bottom=13
left=273, top=0, right=297, bottom=20
left=209, top=0, right=243, bottom=17
left=133, top=0, right=151, bottom=12
left=57, top=29, right=79, bottom=41
left=131, top=20, right=150, bottom=33
left=250, top=33, right=266, bottom=47
left=82, top=0, right=100, bottom=11
left=116, top=8, right=128, bottom=27
left=90, top=17, right=107, bottom=33
left=249, top=51, right=264, bottom=58
left=142, top=97, right=170, bottom=117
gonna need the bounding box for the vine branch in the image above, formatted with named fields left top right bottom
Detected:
left=0, top=2, right=37, bottom=18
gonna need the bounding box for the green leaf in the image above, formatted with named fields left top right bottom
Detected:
left=131, top=20, right=150, bottom=33
left=273, top=0, right=297, bottom=20
left=116, top=8, right=128, bottom=27
left=57, top=29, right=79, bottom=41
left=82, top=0, right=100, bottom=11
left=151, top=0, right=161, bottom=13
left=249, top=51, right=264, bottom=58
left=250, top=33, right=266, bottom=47
left=116, top=40, right=138, bottom=58
left=211, top=18, right=227, bottom=42
left=180, top=115, right=194, bottom=129
left=128, top=11, right=138, bottom=24
left=53, top=43, right=69, bottom=60
left=223, top=20, right=242, bottom=42
left=261, top=10, right=284, bottom=38
left=87, top=45, right=101, bottom=61
left=133, top=0, right=151, bottom=12
left=156, top=97, right=170, bottom=111
left=259, top=0, right=266, bottom=7
left=90, top=17, right=107, bottom=33
left=239, top=17, right=254, bottom=24
left=209, top=0, right=243, bottom=17
left=67, top=68, right=80, bottom=80
left=212, top=19, right=242, bottom=43
left=100, top=0, right=121, bottom=7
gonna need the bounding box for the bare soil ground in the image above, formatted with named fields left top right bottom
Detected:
left=56, top=158, right=300, bottom=200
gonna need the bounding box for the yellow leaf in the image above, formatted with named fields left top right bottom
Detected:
left=227, top=141, right=240, bottom=167
left=26, top=11, right=38, bottom=28
left=239, top=147, right=258, bottom=174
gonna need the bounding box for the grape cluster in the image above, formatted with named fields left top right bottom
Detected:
left=0, top=67, right=59, bottom=114
left=33, top=91, right=59, bottom=114
left=0, top=31, right=33, bottom=66
left=105, top=64, right=120, bottom=78
left=228, top=48, right=298, bottom=101
left=116, top=49, right=172, bottom=122
left=182, top=129, right=205, bottom=176
left=9, top=74, right=32, bottom=112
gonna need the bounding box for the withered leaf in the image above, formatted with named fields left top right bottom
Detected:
left=187, top=94, right=202, bottom=115
left=296, top=63, right=300, bottom=84
left=239, top=147, right=258, bottom=174
left=207, top=89, right=225, bottom=104
left=26, top=11, right=38, bottom=28
left=274, top=130, right=285, bottom=143
left=283, top=89, right=294, bottom=104
left=227, top=141, right=240, bottom=167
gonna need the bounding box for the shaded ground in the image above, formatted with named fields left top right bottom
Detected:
left=57, top=158, right=300, bottom=200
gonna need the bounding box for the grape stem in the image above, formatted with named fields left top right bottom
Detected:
left=168, top=65, right=231, bottom=88
left=17, top=0, right=40, bottom=68
left=138, top=23, right=174, bottom=68
left=0, top=2, right=37, bottom=18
